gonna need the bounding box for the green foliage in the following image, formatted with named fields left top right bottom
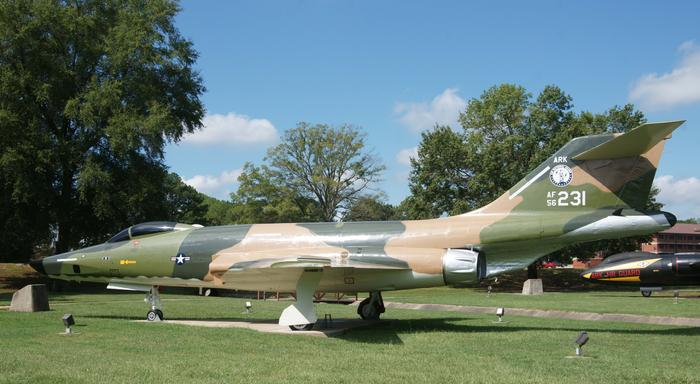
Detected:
left=162, top=173, right=209, bottom=225
left=0, top=0, right=204, bottom=259
left=229, top=162, right=323, bottom=224
left=264, top=122, right=385, bottom=222
left=200, top=195, right=237, bottom=226
left=343, top=194, right=396, bottom=222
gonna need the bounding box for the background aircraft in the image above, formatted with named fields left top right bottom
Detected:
left=582, top=251, right=700, bottom=296
left=31, top=121, right=683, bottom=330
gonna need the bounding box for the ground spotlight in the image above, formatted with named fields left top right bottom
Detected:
left=62, top=314, right=75, bottom=335
left=496, top=307, right=505, bottom=322
left=574, top=331, right=589, bottom=356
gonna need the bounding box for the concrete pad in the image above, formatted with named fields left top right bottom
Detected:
left=9, top=284, right=50, bottom=312
left=522, top=279, right=543, bottom=295
left=135, top=318, right=380, bottom=337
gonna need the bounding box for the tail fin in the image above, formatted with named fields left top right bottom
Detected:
left=488, top=120, right=684, bottom=212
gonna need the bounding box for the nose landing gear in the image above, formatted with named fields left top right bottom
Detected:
left=145, top=286, right=163, bottom=321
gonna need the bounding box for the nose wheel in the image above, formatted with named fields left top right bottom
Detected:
left=147, top=309, right=164, bottom=321
left=145, top=286, right=164, bottom=321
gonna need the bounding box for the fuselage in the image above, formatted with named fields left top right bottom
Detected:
left=582, top=252, right=700, bottom=287
left=32, top=208, right=675, bottom=293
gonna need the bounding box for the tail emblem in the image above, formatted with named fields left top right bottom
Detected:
left=549, top=164, right=573, bottom=187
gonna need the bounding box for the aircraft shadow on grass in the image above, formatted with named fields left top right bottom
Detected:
left=76, top=314, right=700, bottom=345
left=337, top=317, right=700, bottom=345
left=0, top=292, right=14, bottom=302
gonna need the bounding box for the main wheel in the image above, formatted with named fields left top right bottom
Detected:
left=289, top=323, right=314, bottom=331
left=641, top=291, right=652, bottom=297
left=147, top=310, right=163, bottom=321
left=357, top=298, right=380, bottom=320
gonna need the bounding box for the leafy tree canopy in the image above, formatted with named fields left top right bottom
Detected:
left=264, top=122, right=385, bottom=222
left=0, top=0, right=204, bottom=259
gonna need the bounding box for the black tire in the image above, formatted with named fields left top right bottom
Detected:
left=641, top=291, right=652, bottom=297
left=358, top=298, right=380, bottom=320
left=289, top=323, right=314, bottom=331
left=147, top=310, right=163, bottom=321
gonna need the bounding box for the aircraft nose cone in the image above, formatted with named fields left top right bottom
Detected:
left=580, top=269, right=595, bottom=280
left=29, top=259, right=46, bottom=275
left=663, top=211, right=677, bottom=227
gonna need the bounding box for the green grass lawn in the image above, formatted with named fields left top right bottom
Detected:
left=1, top=292, right=700, bottom=384
left=384, top=286, right=700, bottom=318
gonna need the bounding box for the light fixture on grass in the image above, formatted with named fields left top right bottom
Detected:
left=62, top=314, right=75, bottom=335
left=574, top=331, right=589, bottom=356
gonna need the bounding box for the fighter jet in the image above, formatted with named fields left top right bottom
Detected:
left=31, top=121, right=683, bottom=330
left=582, top=251, right=700, bottom=296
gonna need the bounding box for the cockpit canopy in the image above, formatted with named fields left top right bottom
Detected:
left=107, top=221, right=178, bottom=243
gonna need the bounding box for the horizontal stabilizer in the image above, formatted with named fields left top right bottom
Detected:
left=573, top=120, right=685, bottom=160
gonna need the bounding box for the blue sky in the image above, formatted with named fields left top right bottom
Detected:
left=166, top=0, right=700, bottom=219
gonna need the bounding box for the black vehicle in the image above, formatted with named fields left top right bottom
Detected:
left=582, top=252, right=700, bottom=296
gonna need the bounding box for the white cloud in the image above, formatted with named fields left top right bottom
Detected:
left=396, top=147, right=418, bottom=166
left=184, top=169, right=242, bottom=199
left=183, top=112, right=278, bottom=146
left=655, top=175, right=700, bottom=218
left=629, top=40, right=700, bottom=111
left=395, top=88, right=467, bottom=131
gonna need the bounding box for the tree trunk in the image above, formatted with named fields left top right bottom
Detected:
left=527, top=263, right=538, bottom=279
left=55, top=165, right=75, bottom=254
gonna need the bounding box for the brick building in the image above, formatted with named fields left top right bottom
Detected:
left=641, top=223, right=700, bottom=254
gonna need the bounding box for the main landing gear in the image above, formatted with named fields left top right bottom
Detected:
left=279, top=269, right=323, bottom=331
left=145, top=286, right=164, bottom=321
left=357, top=291, right=385, bottom=320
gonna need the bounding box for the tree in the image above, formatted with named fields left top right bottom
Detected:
left=343, top=194, right=395, bottom=222
left=0, top=0, right=204, bottom=258
left=406, top=125, right=473, bottom=219
left=162, top=173, right=208, bottom=225
left=265, top=123, right=385, bottom=221
left=201, top=195, right=237, bottom=226
left=229, top=162, right=322, bottom=224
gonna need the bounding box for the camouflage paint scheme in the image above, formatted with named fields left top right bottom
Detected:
left=32, top=121, right=684, bottom=325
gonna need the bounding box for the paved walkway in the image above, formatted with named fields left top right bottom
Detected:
left=135, top=318, right=379, bottom=337
left=381, top=301, right=700, bottom=327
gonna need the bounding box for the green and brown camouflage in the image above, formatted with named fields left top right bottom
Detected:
left=30, top=121, right=684, bottom=328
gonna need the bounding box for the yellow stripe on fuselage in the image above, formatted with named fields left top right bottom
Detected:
left=596, top=258, right=661, bottom=272
left=598, top=276, right=641, bottom=282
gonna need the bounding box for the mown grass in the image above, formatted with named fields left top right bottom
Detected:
left=1, top=291, right=700, bottom=384
left=384, top=286, right=700, bottom=318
